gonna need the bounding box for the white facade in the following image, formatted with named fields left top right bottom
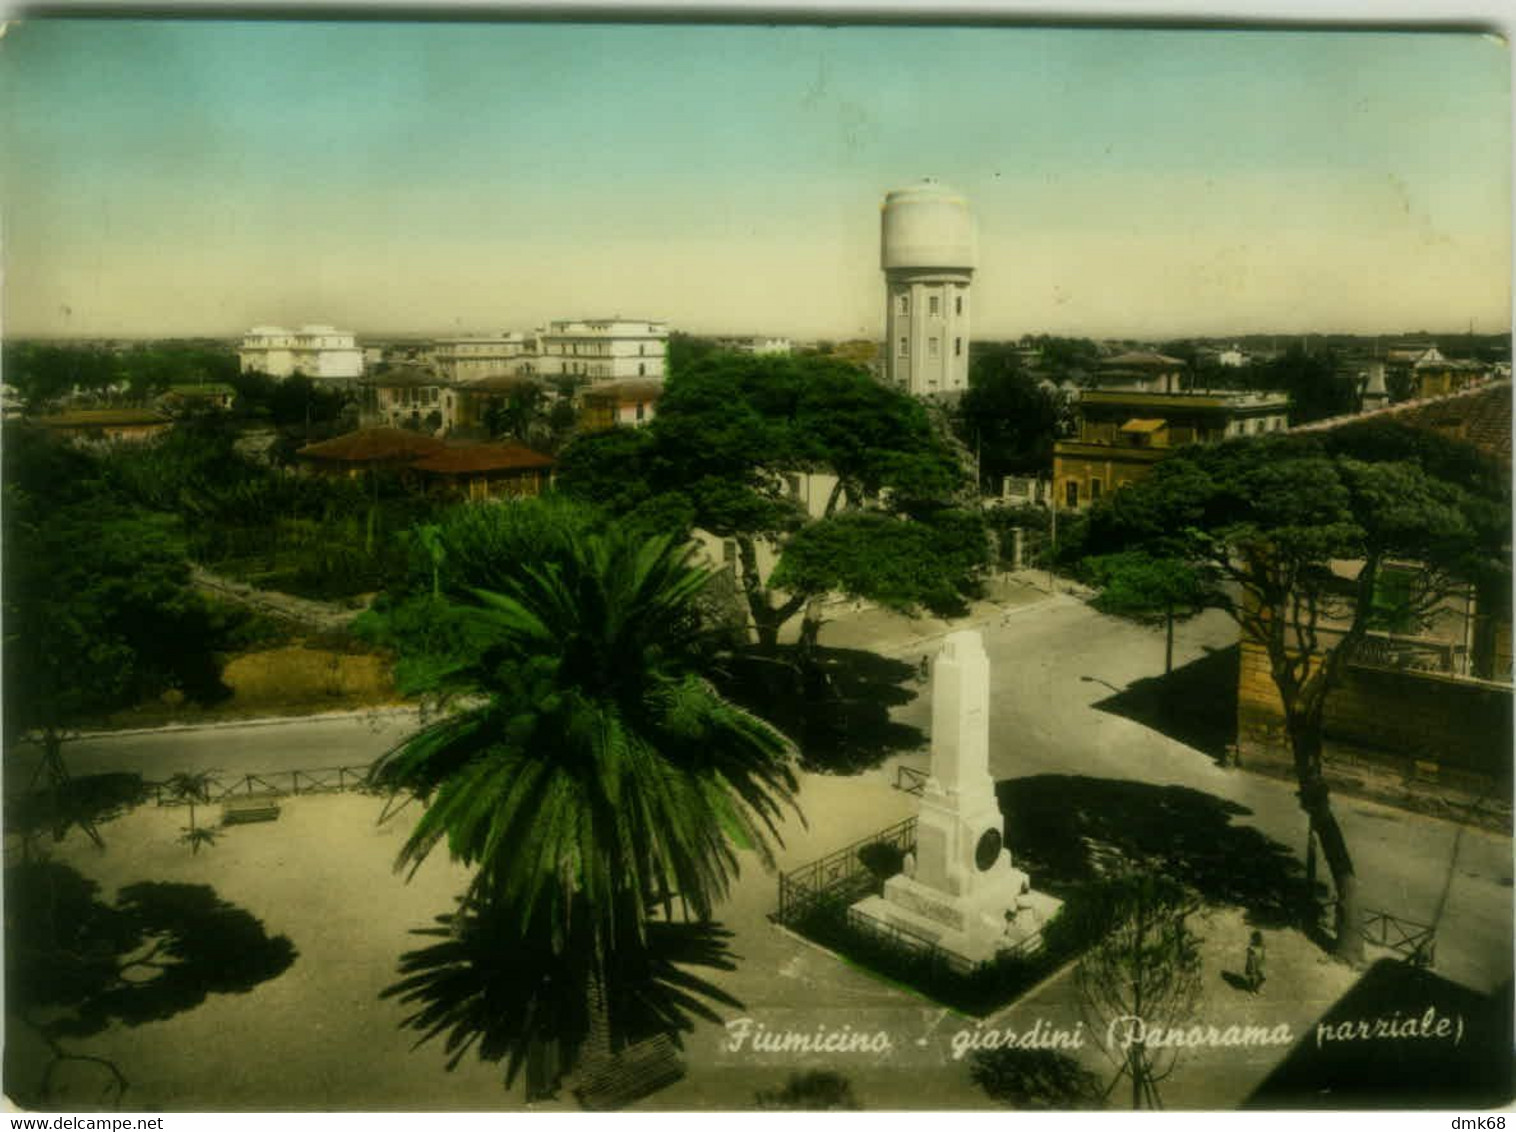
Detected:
left=881, top=181, right=975, bottom=397
left=718, top=335, right=793, bottom=356
left=239, top=324, right=365, bottom=381
left=433, top=333, right=533, bottom=383
left=539, top=319, right=667, bottom=381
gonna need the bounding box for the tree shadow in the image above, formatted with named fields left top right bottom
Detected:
left=1088, top=644, right=1239, bottom=764
left=996, top=774, right=1315, bottom=929
left=1245, top=960, right=1515, bottom=1109
left=4, top=772, right=150, bottom=844
left=382, top=903, right=743, bottom=1102
left=5, top=861, right=298, bottom=1107
left=970, top=1047, right=1105, bottom=1110
left=713, top=645, right=924, bottom=774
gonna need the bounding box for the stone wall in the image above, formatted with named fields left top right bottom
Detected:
left=1237, top=640, right=1514, bottom=792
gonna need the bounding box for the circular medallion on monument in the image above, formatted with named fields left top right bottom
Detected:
left=974, top=827, right=1002, bottom=871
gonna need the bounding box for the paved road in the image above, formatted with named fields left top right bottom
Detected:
left=8, top=708, right=420, bottom=788
left=889, top=593, right=1513, bottom=995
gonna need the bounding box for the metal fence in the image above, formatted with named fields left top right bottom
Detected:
left=894, top=765, right=929, bottom=796
left=151, top=764, right=376, bottom=806
left=775, top=817, right=917, bottom=927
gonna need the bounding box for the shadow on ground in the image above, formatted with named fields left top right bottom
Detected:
left=4, top=772, right=150, bottom=844
left=1245, top=959, right=1515, bottom=1108
left=384, top=904, right=742, bottom=1102
left=997, top=774, right=1316, bottom=929
left=1088, top=644, right=1239, bottom=763
left=4, top=860, right=298, bottom=1106
left=714, top=646, right=924, bottom=773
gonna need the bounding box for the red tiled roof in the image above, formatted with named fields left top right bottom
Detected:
left=298, top=427, right=447, bottom=463
left=1292, top=379, right=1512, bottom=466
left=411, top=442, right=555, bottom=475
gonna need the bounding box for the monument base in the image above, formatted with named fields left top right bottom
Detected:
left=850, top=875, right=1063, bottom=967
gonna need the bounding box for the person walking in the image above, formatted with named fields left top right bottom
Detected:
left=1245, top=930, right=1267, bottom=994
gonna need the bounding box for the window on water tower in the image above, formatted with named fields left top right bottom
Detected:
left=929, top=295, right=940, bottom=317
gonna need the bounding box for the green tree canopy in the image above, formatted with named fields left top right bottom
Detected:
left=557, top=354, right=986, bottom=647
left=366, top=499, right=799, bottom=1091
left=1081, top=423, right=1508, bottom=959
left=957, top=345, right=1064, bottom=486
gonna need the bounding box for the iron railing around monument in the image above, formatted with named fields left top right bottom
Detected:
left=774, top=816, right=917, bottom=927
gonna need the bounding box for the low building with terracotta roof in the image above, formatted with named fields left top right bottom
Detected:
left=297, top=427, right=447, bottom=478
left=410, top=442, right=555, bottom=501
left=579, top=378, right=664, bottom=432
left=32, top=407, right=173, bottom=445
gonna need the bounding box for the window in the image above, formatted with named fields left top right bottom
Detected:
left=638, top=363, right=645, bottom=376
left=897, top=294, right=908, bottom=316
left=636, top=403, right=646, bottom=421
left=955, top=337, right=962, bottom=357
left=929, top=295, right=941, bottom=317
left=1090, top=479, right=1103, bottom=501
left=898, top=337, right=909, bottom=358
left=956, top=295, right=963, bottom=316
left=928, top=337, right=940, bottom=359
left=1065, top=480, right=1079, bottom=509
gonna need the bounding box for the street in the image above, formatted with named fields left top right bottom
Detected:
left=889, top=591, right=1513, bottom=995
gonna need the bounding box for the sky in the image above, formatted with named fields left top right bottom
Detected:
left=0, top=20, right=1510, bottom=340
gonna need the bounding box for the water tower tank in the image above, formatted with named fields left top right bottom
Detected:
left=881, top=180, right=976, bottom=271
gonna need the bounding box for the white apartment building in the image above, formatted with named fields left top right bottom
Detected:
left=432, top=333, right=534, bottom=383
left=539, top=319, right=667, bottom=381
left=239, top=325, right=365, bottom=381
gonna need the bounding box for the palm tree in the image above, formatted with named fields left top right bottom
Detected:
left=371, top=519, right=800, bottom=1092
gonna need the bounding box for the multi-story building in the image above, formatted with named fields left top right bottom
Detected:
left=432, top=333, right=534, bottom=383
left=238, top=325, right=365, bottom=381
left=539, top=319, right=667, bottom=382
left=1052, top=387, right=1290, bottom=511
left=367, top=367, right=454, bottom=433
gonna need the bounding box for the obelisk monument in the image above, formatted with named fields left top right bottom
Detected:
left=852, top=629, right=1061, bottom=964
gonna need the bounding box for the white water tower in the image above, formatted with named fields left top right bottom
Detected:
left=881, top=180, right=976, bottom=396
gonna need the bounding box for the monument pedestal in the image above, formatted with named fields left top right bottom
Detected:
left=849, top=630, right=1062, bottom=968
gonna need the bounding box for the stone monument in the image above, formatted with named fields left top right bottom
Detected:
left=851, top=630, right=1061, bottom=965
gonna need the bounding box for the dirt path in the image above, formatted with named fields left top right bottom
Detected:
left=190, top=565, right=368, bottom=632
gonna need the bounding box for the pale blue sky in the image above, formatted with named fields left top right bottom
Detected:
left=1, top=20, right=1509, bottom=339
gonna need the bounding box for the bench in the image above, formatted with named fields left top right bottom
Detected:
left=221, top=795, right=283, bottom=825
left=573, top=1033, right=686, bottom=1111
